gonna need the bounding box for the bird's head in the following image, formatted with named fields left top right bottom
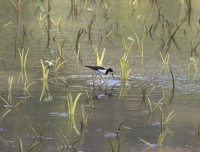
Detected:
left=106, top=68, right=114, bottom=79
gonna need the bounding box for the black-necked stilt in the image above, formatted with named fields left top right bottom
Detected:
left=85, top=65, right=114, bottom=80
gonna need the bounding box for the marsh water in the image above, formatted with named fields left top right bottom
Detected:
left=1, top=0, right=200, bottom=152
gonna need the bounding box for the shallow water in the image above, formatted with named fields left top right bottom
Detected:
left=1, top=0, right=200, bottom=152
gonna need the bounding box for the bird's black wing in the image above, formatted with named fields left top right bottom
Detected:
left=85, top=65, right=105, bottom=70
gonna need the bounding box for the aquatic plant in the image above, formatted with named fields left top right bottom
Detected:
left=139, top=84, right=146, bottom=104
left=28, top=121, right=50, bottom=138
left=66, top=115, right=80, bottom=135
left=0, top=100, right=11, bottom=123
left=120, top=54, right=131, bottom=80
left=44, top=24, right=50, bottom=44
left=140, top=107, right=177, bottom=147
left=166, top=22, right=183, bottom=53
left=23, top=81, right=35, bottom=102
left=56, top=125, right=82, bottom=150
left=80, top=104, right=88, bottom=130
left=18, top=137, right=40, bottom=152
left=86, top=90, right=94, bottom=107
left=169, top=70, right=175, bottom=104
left=55, top=127, right=69, bottom=148
left=157, top=31, right=165, bottom=51
left=147, top=97, right=162, bottom=115
left=66, top=86, right=81, bottom=115
left=130, top=26, right=147, bottom=57
left=191, top=118, right=200, bottom=134
left=158, top=108, right=177, bottom=145
left=131, top=0, right=138, bottom=10
left=75, top=28, right=85, bottom=55
left=190, top=40, right=200, bottom=58
left=179, top=0, right=184, bottom=5
left=93, top=46, right=106, bottom=66
left=122, top=37, right=133, bottom=54
left=57, top=38, right=68, bottom=62
left=19, top=138, right=23, bottom=152
left=164, top=110, right=177, bottom=124
left=119, top=51, right=131, bottom=98
left=162, top=88, right=171, bottom=105
left=40, top=80, right=49, bottom=102
left=51, top=16, right=62, bottom=27
left=8, top=77, right=13, bottom=105
left=109, top=137, right=124, bottom=152
left=54, top=57, right=67, bottom=78
left=160, top=52, right=169, bottom=71
left=88, top=13, right=96, bottom=44
left=116, top=118, right=131, bottom=138
left=109, top=138, right=116, bottom=152
left=37, top=12, right=50, bottom=22
left=40, top=59, right=49, bottom=81
left=106, top=30, right=113, bottom=39
left=18, top=48, right=29, bottom=83
left=0, top=44, right=9, bottom=59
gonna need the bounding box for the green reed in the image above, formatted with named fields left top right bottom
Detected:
left=140, top=107, right=177, bottom=146
left=139, top=84, right=146, bottom=104
left=157, top=31, right=165, bottom=51
left=54, top=57, right=67, bottom=78
left=185, top=0, right=194, bottom=9
left=23, top=82, right=35, bottom=102
left=119, top=52, right=131, bottom=98
left=18, top=48, right=29, bottom=83
left=162, top=88, right=171, bottom=105
left=76, top=28, right=85, bottom=55
left=192, top=118, right=200, bottom=134
left=169, top=70, right=175, bottom=104
left=106, top=30, right=113, bottom=39
left=19, top=137, right=40, bottom=152
left=86, top=90, right=93, bottom=107
left=57, top=38, right=68, bottom=62
left=88, top=13, right=96, bottom=42
left=8, top=77, right=13, bottom=105
left=120, top=54, right=131, bottom=80
left=1, top=44, right=9, bottom=59
left=158, top=108, right=177, bottom=145
left=160, top=52, right=169, bottom=69
left=66, top=86, right=81, bottom=115
left=51, top=16, right=62, bottom=27
left=55, top=127, right=69, bottom=147
left=109, top=137, right=124, bottom=152
left=28, top=121, right=50, bottom=138
left=147, top=97, right=162, bottom=115
left=0, top=102, right=11, bottom=123
left=93, top=46, right=106, bottom=66
left=166, top=22, right=183, bottom=52
left=81, top=104, right=88, bottom=129
left=130, top=26, right=147, bottom=57
left=40, top=59, right=49, bottom=81
left=19, top=47, right=25, bottom=63
left=179, top=0, right=184, bottom=5
left=122, top=38, right=133, bottom=53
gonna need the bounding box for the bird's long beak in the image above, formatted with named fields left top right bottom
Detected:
left=112, top=73, right=115, bottom=80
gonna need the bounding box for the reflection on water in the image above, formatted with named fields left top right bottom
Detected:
left=0, top=0, right=200, bottom=151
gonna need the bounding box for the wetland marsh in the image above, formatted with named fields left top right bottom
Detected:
left=0, top=0, right=200, bottom=151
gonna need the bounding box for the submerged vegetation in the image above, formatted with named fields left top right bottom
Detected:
left=0, top=0, right=200, bottom=151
